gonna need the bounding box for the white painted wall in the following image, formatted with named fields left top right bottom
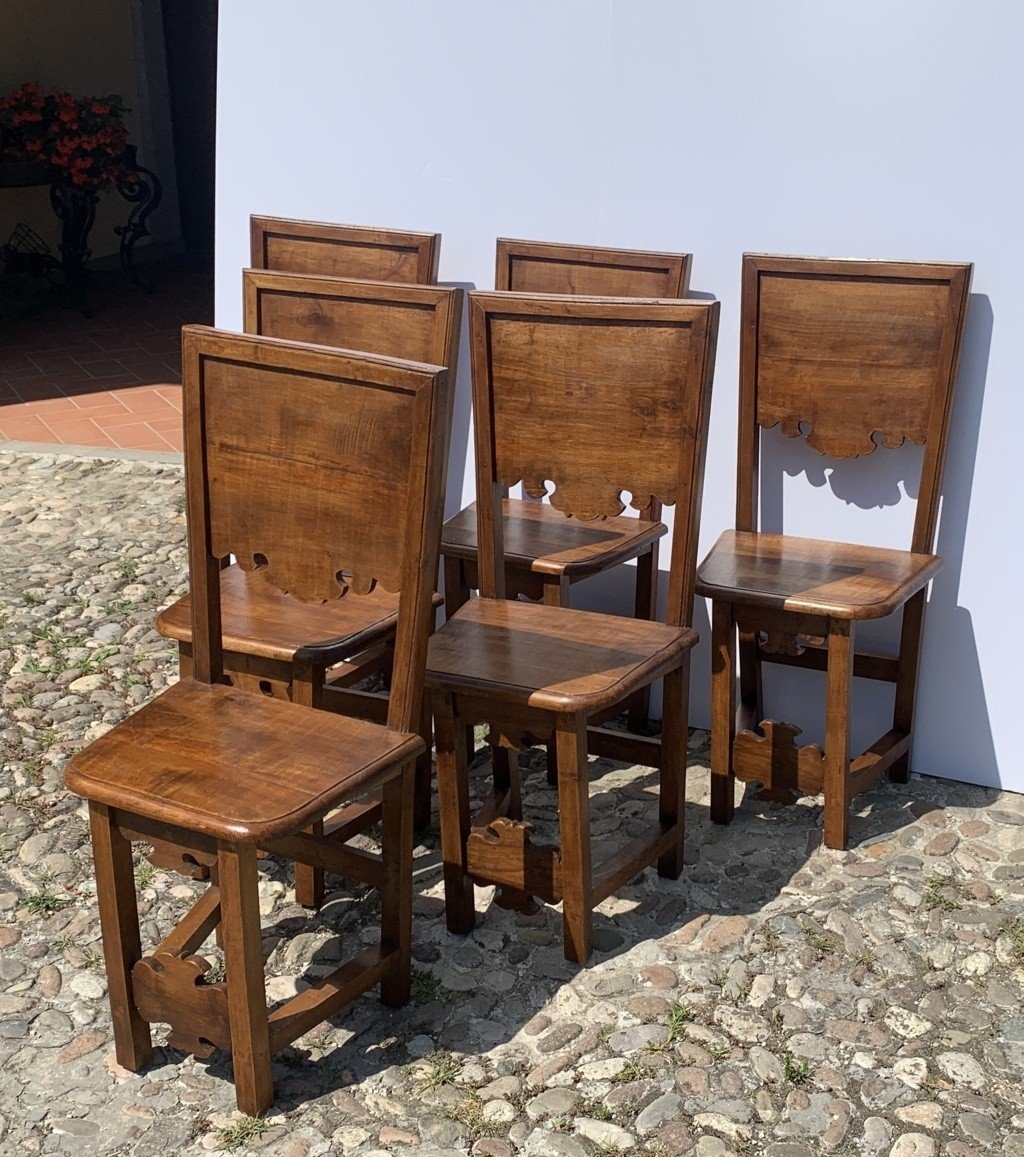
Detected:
left=215, top=0, right=1023, bottom=792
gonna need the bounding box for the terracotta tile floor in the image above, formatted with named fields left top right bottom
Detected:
left=0, top=265, right=212, bottom=453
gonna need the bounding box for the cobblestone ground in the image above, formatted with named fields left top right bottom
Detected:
left=2, top=449, right=1024, bottom=1157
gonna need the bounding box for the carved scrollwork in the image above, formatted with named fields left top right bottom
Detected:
left=232, top=551, right=381, bottom=604
left=761, top=415, right=924, bottom=460
left=132, top=952, right=231, bottom=1058
left=733, top=719, right=825, bottom=803
left=466, top=817, right=562, bottom=907
left=145, top=839, right=216, bottom=881
left=757, top=629, right=826, bottom=657
left=510, top=474, right=674, bottom=523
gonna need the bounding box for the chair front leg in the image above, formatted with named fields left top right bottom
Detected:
left=657, top=663, right=689, bottom=878
left=891, top=589, right=925, bottom=784
left=380, top=763, right=415, bottom=1007
left=543, top=575, right=571, bottom=785
left=433, top=691, right=475, bottom=933
left=218, top=843, right=272, bottom=1117
left=555, top=713, right=593, bottom=964
left=413, top=698, right=433, bottom=831
left=292, top=659, right=326, bottom=909
left=823, top=618, right=855, bottom=850
left=710, top=600, right=736, bottom=824
left=90, top=803, right=153, bottom=1071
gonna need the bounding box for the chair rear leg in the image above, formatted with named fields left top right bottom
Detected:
left=292, top=662, right=326, bottom=909
left=543, top=577, right=570, bottom=786
left=380, top=764, right=415, bottom=1007
left=710, top=600, right=736, bottom=824
left=90, top=803, right=153, bottom=1071
left=443, top=556, right=476, bottom=760
left=628, top=543, right=659, bottom=734
left=657, top=664, right=689, bottom=878
left=413, top=699, right=433, bottom=831
left=218, top=843, right=272, bottom=1117
left=823, top=618, right=854, bottom=851
left=434, top=692, right=475, bottom=933
left=890, top=590, right=925, bottom=784
left=555, top=713, right=593, bottom=964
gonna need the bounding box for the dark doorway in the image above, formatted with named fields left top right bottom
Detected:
left=161, top=0, right=218, bottom=267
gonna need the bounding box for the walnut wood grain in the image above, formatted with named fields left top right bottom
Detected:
left=250, top=215, right=440, bottom=283
left=495, top=237, right=691, bottom=298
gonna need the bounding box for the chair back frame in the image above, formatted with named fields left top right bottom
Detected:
left=737, top=254, right=972, bottom=554
left=250, top=215, right=441, bottom=284
left=180, top=325, right=451, bottom=734
left=467, top=292, right=719, bottom=628
left=495, top=238, right=691, bottom=299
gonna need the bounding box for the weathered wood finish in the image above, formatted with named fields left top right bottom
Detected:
left=66, top=328, right=452, bottom=1113
left=430, top=292, right=719, bottom=962
left=698, top=254, right=972, bottom=848
left=250, top=215, right=440, bottom=284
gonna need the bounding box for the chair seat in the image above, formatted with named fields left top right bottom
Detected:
left=156, top=563, right=440, bottom=664
left=441, top=499, right=666, bottom=578
left=695, top=530, right=941, bottom=620
left=64, top=679, right=423, bottom=843
left=426, top=598, right=696, bottom=713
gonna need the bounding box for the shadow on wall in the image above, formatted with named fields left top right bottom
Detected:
left=438, top=281, right=476, bottom=521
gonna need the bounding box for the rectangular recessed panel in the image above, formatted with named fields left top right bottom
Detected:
left=489, top=314, right=697, bottom=518
left=202, top=356, right=415, bottom=599
left=263, top=234, right=422, bottom=282
left=756, top=271, right=949, bottom=457
left=507, top=255, right=677, bottom=298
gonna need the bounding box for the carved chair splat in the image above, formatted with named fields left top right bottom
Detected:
left=696, top=254, right=972, bottom=850
left=155, top=272, right=462, bottom=861
left=67, top=327, right=451, bottom=1114
left=429, top=291, right=719, bottom=963
left=441, top=238, right=693, bottom=770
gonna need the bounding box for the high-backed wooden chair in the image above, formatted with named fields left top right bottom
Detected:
left=155, top=274, right=461, bottom=860
left=65, top=327, right=451, bottom=1115
left=696, top=254, right=972, bottom=850
left=250, top=215, right=441, bottom=283
left=441, top=239, right=693, bottom=758
left=428, top=291, right=719, bottom=963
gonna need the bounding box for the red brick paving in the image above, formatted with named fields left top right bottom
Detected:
left=0, top=265, right=212, bottom=453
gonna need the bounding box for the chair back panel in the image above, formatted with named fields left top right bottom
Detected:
left=181, top=327, right=451, bottom=728
left=496, top=238, right=691, bottom=298
left=242, top=270, right=460, bottom=370
left=738, top=255, right=972, bottom=550
left=250, top=215, right=441, bottom=284
left=469, top=293, right=719, bottom=624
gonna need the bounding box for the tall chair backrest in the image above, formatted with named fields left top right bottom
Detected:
left=738, top=254, right=972, bottom=553
left=467, top=293, right=719, bottom=627
left=495, top=238, right=691, bottom=298
left=242, top=269, right=461, bottom=376
left=180, top=326, right=451, bottom=732
left=250, top=215, right=441, bottom=284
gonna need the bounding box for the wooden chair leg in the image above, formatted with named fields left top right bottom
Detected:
left=710, top=600, right=736, bottom=824
left=737, top=624, right=764, bottom=725
left=555, top=713, right=593, bottom=964
left=657, top=664, right=689, bottom=878
left=380, top=764, right=414, bottom=1007
left=444, top=556, right=476, bottom=760
left=543, top=577, right=570, bottom=786
left=413, top=698, right=433, bottom=831
left=178, top=646, right=194, bottom=680
left=89, top=803, right=153, bottom=1071
left=434, top=692, right=475, bottom=933
left=218, top=843, right=272, bottom=1117
left=823, top=618, right=854, bottom=851
left=890, top=589, right=925, bottom=784
left=293, top=661, right=326, bottom=909
left=492, top=744, right=522, bottom=822
left=628, top=543, right=659, bottom=733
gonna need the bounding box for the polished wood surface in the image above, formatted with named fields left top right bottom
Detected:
left=702, top=254, right=972, bottom=849
left=430, top=291, right=719, bottom=962
left=441, top=498, right=666, bottom=577
left=66, top=681, right=422, bottom=842
left=67, top=327, right=452, bottom=1113
left=696, top=530, right=942, bottom=620
left=495, top=237, right=691, bottom=298
left=427, top=598, right=696, bottom=713
left=250, top=215, right=440, bottom=283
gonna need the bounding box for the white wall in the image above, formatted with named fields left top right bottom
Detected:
left=215, top=0, right=1023, bottom=792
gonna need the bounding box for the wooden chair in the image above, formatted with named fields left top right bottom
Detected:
left=441, top=239, right=693, bottom=758
left=65, top=326, right=451, bottom=1115
left=250, top=215, right=441, bottom=283
left=696, top=254, right=972, bottom=851
left=428, top=291, right=719, bottom=963
left=155, top=273, right=462, bottom=863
